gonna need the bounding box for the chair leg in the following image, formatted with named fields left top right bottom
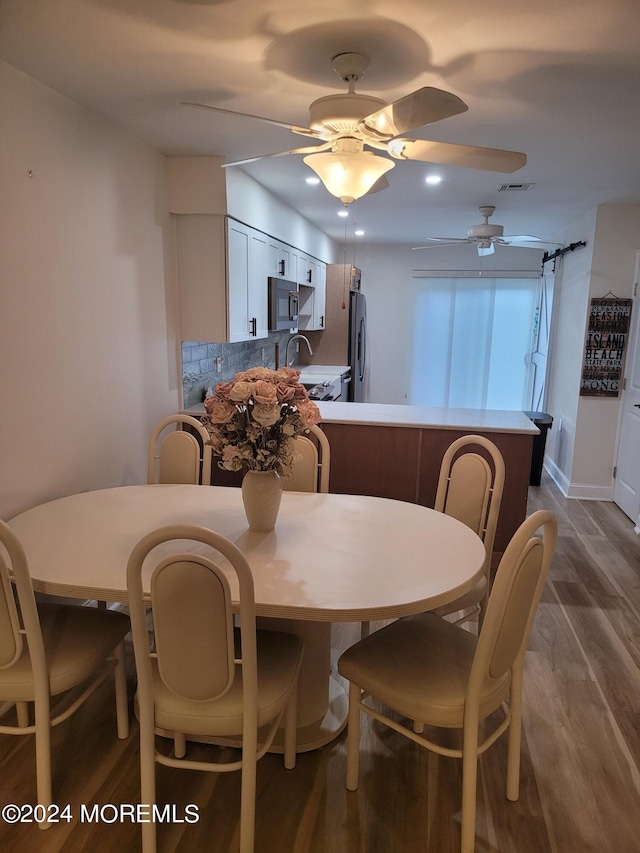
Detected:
left=478, top=591, right=489, bottom=633
left=113, top=642, right=129, bottom=739
left=283, top=677, right=298, bottom=770
left=16, top=701, right=29, bottom=728
left=460, top=720, right=480, bottom=853
left=34, top=701, right=52, bottom=830
left=345, top=682, right=362, bottom=791
left=239, top=730, right=258, bottom=853
left=139, top=708, right=157, bottom=853
left=174, top=731, right=187, bottom=758
left=506, top=669, right=524, bottom=801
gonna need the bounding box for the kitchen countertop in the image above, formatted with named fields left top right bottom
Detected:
left=314, top=402, right=539, bottom=434
left=297, top=364, right=350, bottom=376
left=298, top=365, right=350, bottom=388
left=183, top=399, right=538, bottom=434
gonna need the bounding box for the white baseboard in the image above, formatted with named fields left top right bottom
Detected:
left=543, top=459, right=613, bottom=501
left=566, top=483, right=613, bottom=500
left=543, top=458, right=570, bottom=496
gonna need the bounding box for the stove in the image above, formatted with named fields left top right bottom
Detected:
left=299, top=365, right=351, bottom=402
left=304, top=380, right=339, bottom=401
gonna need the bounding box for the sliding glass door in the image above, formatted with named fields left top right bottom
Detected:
left=409, top=274, right=546, bottom=411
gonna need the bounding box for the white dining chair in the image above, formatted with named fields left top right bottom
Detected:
left=338, top=509, right=558, bottom=853
left=0, top=519, right=130, bottom=828
left=283, top=423, right=331, bottom=493
left=147, top=414, right=212, bottom=486
left=359, top=433, right=504, bottom=642
left=126, top=523, right=304, bottom=853
left=431, top=434, right=505, bottom=626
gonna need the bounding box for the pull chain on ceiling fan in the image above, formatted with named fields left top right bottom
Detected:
left=183, top=53, right=527, bottom=204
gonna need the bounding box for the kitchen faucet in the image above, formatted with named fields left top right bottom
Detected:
left=285, top=333, right=313, bottom=367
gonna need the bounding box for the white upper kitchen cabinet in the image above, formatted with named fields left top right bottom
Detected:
left=297, top=253, right=316, bottom=288
left=268, top=239, right=298, bottom=282
left=176, top=215, right=268, bottom=342
left=228, top=220, right=268, bottom=341
left=297, top=261, right=327, bottom=332
left=313, top=261, right=327, bottom=330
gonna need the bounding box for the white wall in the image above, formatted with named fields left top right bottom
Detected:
left=574, top=204, right=640, bottom=494
left=0, top=62, right=179, bottom=518
left=167, top=157, right=338, bottom=263
left=543, top=208, right=596, bottom=493
left=226, top=170, right=338, bottom=263
left=353, top=242, right=543, bottom=404
left=544, top=202, right=640, bottom=498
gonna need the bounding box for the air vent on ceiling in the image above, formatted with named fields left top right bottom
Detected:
left=497, top=183, right=536, bottom=192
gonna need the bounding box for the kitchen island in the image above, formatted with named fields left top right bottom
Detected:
left=182, top=400, right=538, bottom=558
left=314, top=402, right=538, bottom=557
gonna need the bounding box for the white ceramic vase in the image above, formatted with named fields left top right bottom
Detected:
left=241, top=470, right=283, bottom=532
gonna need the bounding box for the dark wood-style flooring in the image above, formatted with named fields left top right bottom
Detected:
left=2, top=473, right=640, bottom=852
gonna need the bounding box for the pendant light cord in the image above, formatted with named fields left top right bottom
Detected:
left=342, top=209, right=349, bottom=309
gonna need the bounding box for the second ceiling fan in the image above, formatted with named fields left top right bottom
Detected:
left=413, top=206, right=547, bottom=256
left=184, top=53, right=527, bottom=204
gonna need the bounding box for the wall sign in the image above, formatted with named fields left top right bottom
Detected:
left=580, top=296, right=632, bottom=397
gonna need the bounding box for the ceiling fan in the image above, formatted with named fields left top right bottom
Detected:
left=412, top=206, right=546, bottom=256
left=183, top=53, right=527, bottom=204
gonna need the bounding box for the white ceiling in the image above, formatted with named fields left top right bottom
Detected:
left=2, top=0, right=640, bottom=248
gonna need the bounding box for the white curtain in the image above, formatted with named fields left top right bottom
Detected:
left=409, top=276, right=541, bottom=410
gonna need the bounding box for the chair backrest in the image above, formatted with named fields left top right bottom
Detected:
left=147, top=415, right=212, bottom=486
left=467, top=510, right=557, bottom=704
left=126, top=525, right=258, bottom=727
left=0, top=520, right=48, bottom=683
left=283, top=424, right=331, bottom=493
left=435, top=434, right=505, bottom=572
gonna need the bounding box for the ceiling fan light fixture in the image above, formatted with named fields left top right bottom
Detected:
left=303, top=150, right=394, bottom=205
left=477, top=241, right=495, bottom=256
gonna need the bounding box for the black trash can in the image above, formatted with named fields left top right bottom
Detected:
left=524, top=411, right=553, bottom=486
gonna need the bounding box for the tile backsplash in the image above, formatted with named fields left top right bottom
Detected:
left=181, top=331, right=294, bottom=409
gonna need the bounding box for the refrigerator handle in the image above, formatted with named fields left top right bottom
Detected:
left=358, top=315, right=366, bottom=382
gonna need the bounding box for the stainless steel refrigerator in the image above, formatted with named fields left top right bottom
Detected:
left=300, top=264, right=367, bottom=402
left=348, top=289, right=366, bottom=402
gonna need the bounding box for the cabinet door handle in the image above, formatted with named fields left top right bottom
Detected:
left=279, top=259, right=286, bottom=276
left=250, top=317, right=257, bottom=336
left=320, top=315, right=324, bottom=328
left=307, top=269, right=312, bottom=283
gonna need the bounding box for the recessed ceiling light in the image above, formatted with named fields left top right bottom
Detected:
left=355, top=229, right=365, bottom=236
left=425, top=175, right=442, bottom=185
left=305, top=176, right=321, bottom=185
left=337, top=210, right=349, bottom=218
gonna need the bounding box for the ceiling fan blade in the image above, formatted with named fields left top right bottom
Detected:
left=359, top=88, right=468, bottom=139
left=412, top=238, right=470, bottom=250
left=387, top=138, right=527, bottom=173
left=221, top=142, right=333, bottom=169
left=503, top=234, right=542, bottom=243
left=181, top=102, right=323, bottom=139
left=418, top=236, right=470, bottom=243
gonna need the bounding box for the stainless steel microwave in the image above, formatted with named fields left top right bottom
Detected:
left=268, top=277, right=299, bottom=331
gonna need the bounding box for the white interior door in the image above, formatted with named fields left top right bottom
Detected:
left=613, top=252, right=640, bottom=528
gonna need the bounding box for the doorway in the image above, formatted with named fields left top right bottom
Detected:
left=613, top=250, right=640, bottom=528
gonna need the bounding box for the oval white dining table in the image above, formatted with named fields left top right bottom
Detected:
left=8, top=484, right=485, bottom=751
